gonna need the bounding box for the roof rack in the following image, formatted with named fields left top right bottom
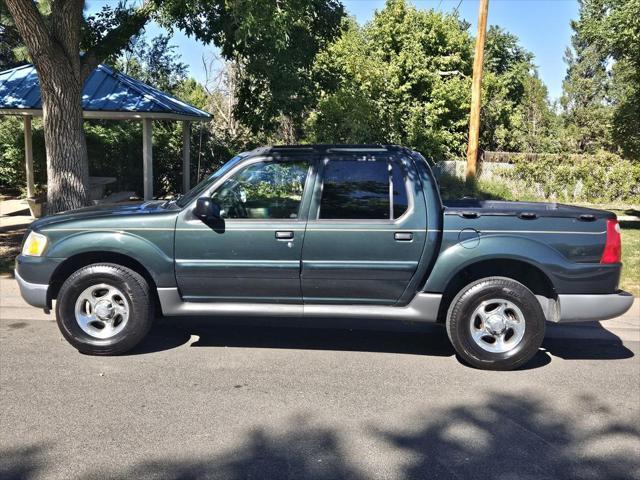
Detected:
left=250, top=144, right=409, bottom=155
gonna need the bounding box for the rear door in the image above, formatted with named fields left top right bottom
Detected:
left=301, top=152, right=427, bottom=305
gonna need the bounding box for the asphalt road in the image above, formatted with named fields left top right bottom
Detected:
left=1, top=277, right=639, bottom=480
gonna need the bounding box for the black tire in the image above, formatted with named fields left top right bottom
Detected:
left=446, top=277, right=545, bottom=370
left=55, top=263, right=153, bottom=355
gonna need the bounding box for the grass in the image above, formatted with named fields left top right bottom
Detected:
left=437, top=174, right=515, bottom=201
left=620, top=224, right=640, bottom=296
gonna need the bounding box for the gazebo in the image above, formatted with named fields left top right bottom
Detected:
left=0, top=63, right=211, bottom=200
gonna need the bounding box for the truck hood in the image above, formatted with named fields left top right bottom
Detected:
left=30, top=201, right=176, bottom=230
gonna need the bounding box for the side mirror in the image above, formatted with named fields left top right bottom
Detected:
left=194, top=197, right=221, bottom=220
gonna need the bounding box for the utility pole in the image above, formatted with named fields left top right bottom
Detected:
left=466, top=0, right=489, bottom=180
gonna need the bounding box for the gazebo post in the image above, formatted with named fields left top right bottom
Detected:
left=182, top=120, right=191, bottom=193
left=142, top=118, right=153, bottom=200
left=24, top=115, right=35, bottom=198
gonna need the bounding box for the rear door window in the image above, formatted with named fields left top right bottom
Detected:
left=318, top=158, right=409, bottom=220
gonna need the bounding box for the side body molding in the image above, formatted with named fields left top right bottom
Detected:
left=158, top=288, right=443, bottom=322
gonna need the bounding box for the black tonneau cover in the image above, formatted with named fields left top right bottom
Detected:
left=443, top=199, right=616, bottom=220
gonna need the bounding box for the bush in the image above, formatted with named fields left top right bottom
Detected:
left=0, top=117, right=46, bottom=195
left=506, top=152, right=640, bottom=203
left=437, top=173, right=514, bottom=201
left=0, top=117, right=233, bottom=199
left=435, top=152, right=640, bottom=204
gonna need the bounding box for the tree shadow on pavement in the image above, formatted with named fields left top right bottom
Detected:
left=373, top=392, right=640, bottom=480
left=0, top=444, right=48, bottom=480
left=2, top=393, right=638, bottom=480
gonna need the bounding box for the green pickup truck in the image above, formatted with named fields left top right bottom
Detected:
left=15, top=145, right=634, bottom=370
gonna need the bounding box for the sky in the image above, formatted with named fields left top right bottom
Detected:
left=87, top=0, right=579, bottom=101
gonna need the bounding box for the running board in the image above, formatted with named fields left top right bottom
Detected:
left=157, top=288, right=442, bottom=322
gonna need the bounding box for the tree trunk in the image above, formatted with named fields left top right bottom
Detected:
left=40, top=68, right=90, bottom=214
left=4, top=0, right=90, bottom=214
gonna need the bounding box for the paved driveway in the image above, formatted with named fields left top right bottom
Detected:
left=1, top=276, right=639, bottom=480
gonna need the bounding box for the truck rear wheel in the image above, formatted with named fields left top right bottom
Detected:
left=55, top=263, right=153, bottom=355
left=446, top=277, right=545, bottom=370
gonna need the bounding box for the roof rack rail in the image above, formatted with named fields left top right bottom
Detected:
left=252, top=144, right=408, bottom=155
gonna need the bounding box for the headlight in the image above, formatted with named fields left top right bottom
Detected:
left=22, top=231, right=48, bottom=256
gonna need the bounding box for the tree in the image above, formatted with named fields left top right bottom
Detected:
left=580, top=0, right=640, bottom=159
left=306, top=0, right=556, bottom=160
left=0, top=1, right=26, bottom=70
left=115, top=34, right=188, bottom=92
left=4, top=0, right=344, bottom=213
left=156, top=0, right=345, bottom=141
left=560, top=0, right=614, bottom=154
left=201, top=54, right=257, bottom=154
left=480, top=26, right=560, bottom=152
left=307, top=1, right=474, bottom=160
left=3, top=1, right=150, bottom=212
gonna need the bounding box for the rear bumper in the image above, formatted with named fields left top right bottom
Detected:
left=15, top=268, right=49, bottom=309
left=555, top=291, right=634, bottom=322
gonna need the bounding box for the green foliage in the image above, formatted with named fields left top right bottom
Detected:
left=0, top=1, right=25, bottom=70
left=308, top=2, right=474, bottom=161
left=437, top=174, right=514, bottom=201
left=480, top=27, right=562, bottom=153
left=0, top=117, right=46, bottom=194
left=156, top=0, right=345, bottom=138
left=561, top=0, right=640, bottom=159
left=114, top=34, right=188, bottom=92
left=589, top=0, right=640, bottom=159
left=239, top=163, right=306, bottom=202
left=306, top=1, right=558, bottom=161
left=484, top=25, right=533, bottom=75
left=437, top=153, right=640, bottom=204
left=506, top=152, right=640, bottom=203
left=84, top=120, right=142, bottom=194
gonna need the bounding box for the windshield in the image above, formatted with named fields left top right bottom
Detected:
left=175, top=153, right=248, bottom=208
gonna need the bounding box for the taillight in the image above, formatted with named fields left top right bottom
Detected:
left=600, top=219, right=621, bottom=264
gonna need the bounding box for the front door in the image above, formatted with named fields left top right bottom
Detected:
left=175, top=157, right=313, bottom=303
left=301, top=152, right=427, bottom=305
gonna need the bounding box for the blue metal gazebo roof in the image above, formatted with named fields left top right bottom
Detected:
left=0, top=63, right=210, bottom=120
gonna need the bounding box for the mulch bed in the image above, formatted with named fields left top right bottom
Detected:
left=0, top=227, right=25, bottom=276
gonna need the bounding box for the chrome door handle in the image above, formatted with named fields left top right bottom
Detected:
left=275, top=231, right=294, bottom=240
left=394, top=232, right=413, bottom=241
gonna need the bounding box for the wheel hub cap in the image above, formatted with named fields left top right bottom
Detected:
left=94, top=300, right=115, bottom=320
left=485, top=314, right=506, bottom=334
left=74, top=283, right=130, bottom=339
left=469, top=299, right=526, bottom=353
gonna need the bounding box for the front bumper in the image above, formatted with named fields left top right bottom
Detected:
left=555, top=291, right=635, bottom=323
left=15, top=268, right=49, bottom=309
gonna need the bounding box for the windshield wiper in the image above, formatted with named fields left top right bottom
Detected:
left=161, top=194, right=183, bottom=209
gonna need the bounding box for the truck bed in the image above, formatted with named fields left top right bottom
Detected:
left=443, top=199, right=616, bottom=221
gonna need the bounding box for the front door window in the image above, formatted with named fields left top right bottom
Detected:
left=211, top=161, right=308, bottom=219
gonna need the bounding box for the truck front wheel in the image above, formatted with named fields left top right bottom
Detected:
left=55, top=263, right=153, bottom=355
left=446, top=277, right=545, bottom=370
